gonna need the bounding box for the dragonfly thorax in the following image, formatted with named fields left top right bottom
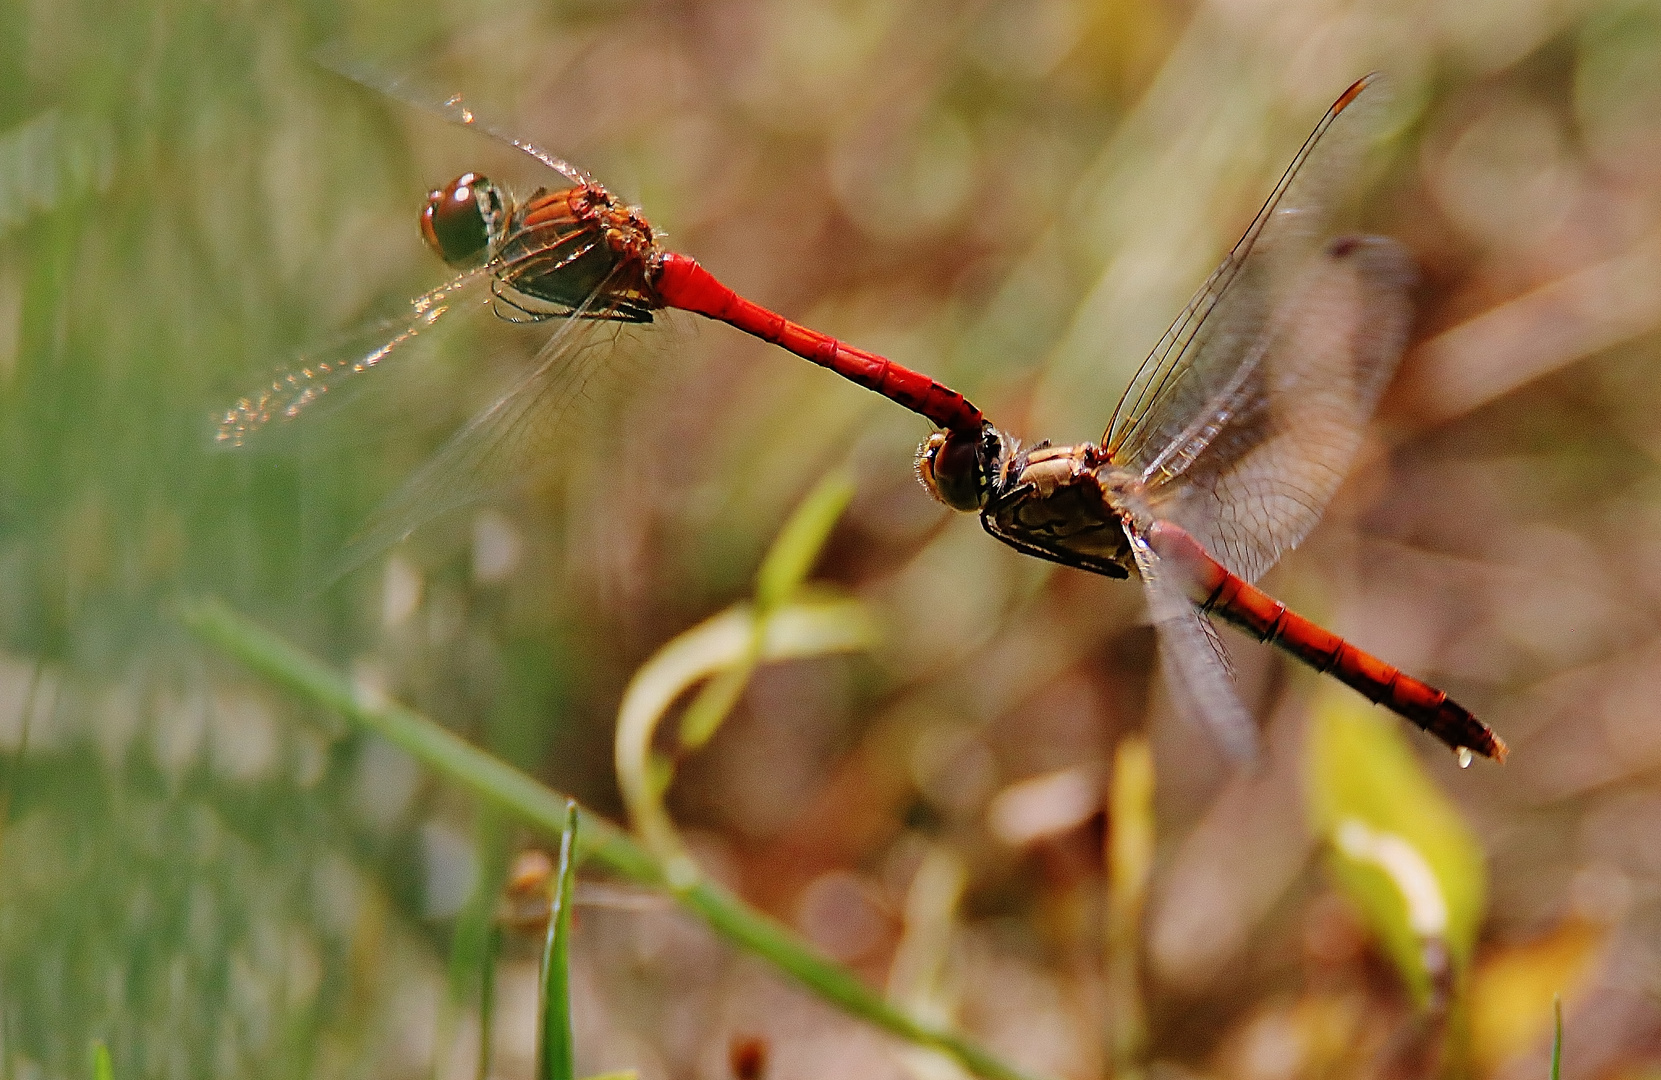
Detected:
left=979, top=439, right=1138, bottom=579
left=494, top=184, right=660, bottom=322
left=420, top=173, right=663, bottom=322
left=918, top=427, right=1139, bottom=578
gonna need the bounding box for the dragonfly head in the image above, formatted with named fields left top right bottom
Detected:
left=421, top=172, right=508, bottom=269
left=916, top=425, right=1002, bottom=512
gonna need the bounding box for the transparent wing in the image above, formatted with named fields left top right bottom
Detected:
left=1127, top=529, right=1258, bottom=762
left=1141, top=236, right=1415, bottom=581
left=216, top=268, right=493, bottom=447
left=1104, top=76, right=1386, bottom=461
left=324, top=271, right=638, bottom=579
left=313, top=45, right=594, bottom=188
left=1101, top=76, right=1413, bottom=582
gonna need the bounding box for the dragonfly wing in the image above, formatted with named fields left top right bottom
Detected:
left=1128, top=529, right=1259, bottom=762
left=1143, top=236, right=1415, bottom=581
left=1101, top=76, right=1413, bottom=582
left=324, top=290, right=630, bottom=579
left=1105, top=77, right=1389, bottom=463
left=1196, top=608, right=1237, bottom=683
left=313, top=45, right=594, bottom=188
left=217, top=268, right=492, bottom=447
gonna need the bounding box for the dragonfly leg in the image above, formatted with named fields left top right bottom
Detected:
left=978, top=514, right=1131, bottom=579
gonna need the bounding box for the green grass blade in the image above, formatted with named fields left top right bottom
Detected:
left=538, top=801, right=579, bottom=1080
left=450, top=809, right=512, bottom=1002
left=180, top=598, right=655, bottom=877
left=1306, top=690, right=1486, bottom=1006
left=179, top=598, right=1050, bottom=1080
left=754, top=470, right=855, bottom=612
left=680, top=469, right=856, bottom=751
left=478, top=925, right=500, bottom=1080
left=90, top=1042, right=113, bottom=1080
left=677, top=659, right=757, bottom=753
left=617, top=599, right=874, bottom=875
left=1551, top=995, right=1562, bottom=1080
left=1106, top=736, right=1154, bottom=1072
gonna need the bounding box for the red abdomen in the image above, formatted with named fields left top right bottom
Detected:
left=1147, top=521, right=1506, bottom=761
left=652, top=253, right=982, bottom=432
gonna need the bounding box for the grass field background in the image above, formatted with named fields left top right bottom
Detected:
left=4, top=0, right=1661, bottom=1077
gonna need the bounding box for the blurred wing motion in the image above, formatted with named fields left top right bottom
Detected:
left=1105, top=75, right=1410, bottom=583
left=323, top=278, right=633, bottom=579
left=1141, top=236, right=1413, bottom=582
left=1127, top=529, right=1258, bottom=761
left=216, top=269, right=491, bottom=447
left=312, top=44, right=594, bottom=188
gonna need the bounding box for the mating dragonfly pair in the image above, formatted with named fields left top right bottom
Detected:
left=221, top=72, right=1505, bottom=765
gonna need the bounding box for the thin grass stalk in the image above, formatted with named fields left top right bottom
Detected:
left=180, top=598, right=1054, bottom=1080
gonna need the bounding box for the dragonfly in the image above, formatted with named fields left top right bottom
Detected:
left=218, top=62, right=980, bottom=566
left=217, top=171, right=977, bottom=442
left=907, top=76, right=1506, bottom=764
left=220, top=64, right=1499, bottom=762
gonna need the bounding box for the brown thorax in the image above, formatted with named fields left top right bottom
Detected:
left=917, top=426, right=1140, bottom=579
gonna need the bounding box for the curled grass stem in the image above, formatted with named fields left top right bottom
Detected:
left=180, top=598, right=1051, bottom=1080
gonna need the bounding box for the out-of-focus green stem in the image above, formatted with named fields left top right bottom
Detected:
left=615, top=598, right=873, bottom=880
left=180, top=598, right=1052, bottom=1080
left=678, top=470, right=854, bottom=751
left=1551, top=995, right=1563, bottom=1080
left=538, top=801, right=578, bottom=1080
left=1107, top=736, right=1153, bottom=1079
left=179, top=599, right=652, bottom=878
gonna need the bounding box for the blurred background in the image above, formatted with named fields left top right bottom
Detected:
left=3, top=0, right=1660, bottom=1077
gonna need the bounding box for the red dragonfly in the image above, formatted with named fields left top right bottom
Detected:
left=217, top=172, right=975, bottom=440
left=909, top=76, right=1505, bottom=764
left=219, top=64, right=976, bottom=565
left=221, top=64, right=1500, bottom=762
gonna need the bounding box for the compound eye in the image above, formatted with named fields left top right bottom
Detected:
left=420, top=173, right=501, bottom=267
left=916, top=429, right=986, bottom=512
